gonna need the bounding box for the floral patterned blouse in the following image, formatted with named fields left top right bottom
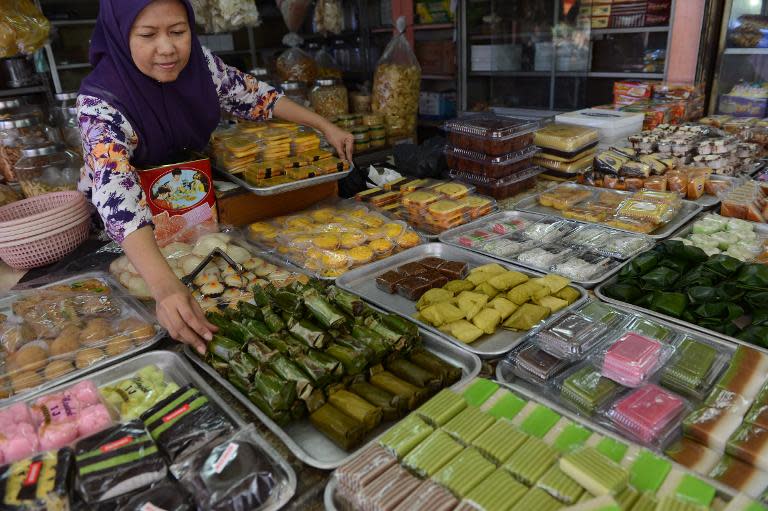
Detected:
left=77, top=47, right=283, bottom=243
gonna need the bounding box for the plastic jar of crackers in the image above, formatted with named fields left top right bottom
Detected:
left=281, top=81, right=310, bottom=108
left=310, top=78, right=349, bottom=119
left=0, top=115, right=47, bottom=182
left=14, top=143, right=80, bottom=197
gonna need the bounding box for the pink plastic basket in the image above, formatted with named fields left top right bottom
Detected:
left=0, top=218, right=90, bottom=269
left=0, top=202, right=89, bottom=239
left=0, top=191, right=86, bottom=228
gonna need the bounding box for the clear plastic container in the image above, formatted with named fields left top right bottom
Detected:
left=0, top=99, right=22, bottom=120
left=310, top=78, right=349, bottom=118
left=444, top=144, right=541, bottom=179
left=14, top=144, right=81, bottom=197
left=449, top=166, right=545, bottom=199
left=443, top=115, right=540, bottom=156
left=281, top=81, right=310, bottom=108
left=534, top=153, right=594, bottom=176
left=0, top=115, right=47, bottom=182
left=607, top=384, right=688, bottom=447
left=534, top=313, right=609, bottom=361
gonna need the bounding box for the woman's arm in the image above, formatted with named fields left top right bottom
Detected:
left=273, top=97, right=353, bottom=162
left=203, top=48, right=354, bottom=161
left=77, top=96, right=216, bottom=353
left=122, top=226, right=214, bottom=354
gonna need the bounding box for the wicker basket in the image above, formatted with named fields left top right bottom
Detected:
left=0, top=191, right=86, bottom=228
left=0, top=219, right=90, bottom=269
left=0, top=208, right=90, bottom=242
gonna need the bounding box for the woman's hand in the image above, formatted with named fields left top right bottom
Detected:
left=154, top=277, right=217, bottom=355
left=323, top=123, right=354, bottom=162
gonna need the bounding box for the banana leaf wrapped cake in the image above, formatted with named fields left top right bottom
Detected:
left=197, top=279, right=464, bottom=451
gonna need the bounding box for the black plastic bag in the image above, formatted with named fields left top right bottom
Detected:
left=393, top=136, right=448, bottom=179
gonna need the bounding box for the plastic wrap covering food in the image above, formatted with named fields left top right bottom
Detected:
left=190, top=0, right=261, bottom=33
left=372, top=17, right=421, bottom=144
left=443, top=115, right=539, bottom=156
left=246, top=201, right=424, bottom=278
left=313, top=0, right=343, bottom=35
left=720, top=181, right=768, bottom=223
left=444, top=145, right=540, bottom=179
left=0, top=447, right=73, bottom=510
left=0, top=277, right=160, bottom=400
left=277, top=0, right=313, bottom=33
left=534, top=124, right=599, bottom=158
left=277, top=44, right=318, bottom=84
left=109, top=231, right=306, bottom=306
left=0, top=379, right=114, bottom=467
left=0, top=0, right=50, bottom=58
left=672, top=213, right=767, bottom=262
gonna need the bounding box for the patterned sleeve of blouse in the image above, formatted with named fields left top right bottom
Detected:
left=203, top=46, right=284, bottom=120
left=76, top=94, right=153, bottom=244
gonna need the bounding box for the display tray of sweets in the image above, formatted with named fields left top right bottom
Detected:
left=244, top=203, right=424, bottom=279
left=442, top=115, right=540, bottom=156
left=438, top=210, right=654, bottom=289
left=0, top=350, right=296, bottom=510
left=335, top=243, right=588, bottom=359
left=444, top=144, right=541, bottom=179
left=515, top=182, right=703, bottom=239
left=213, top=156, right=352, bottom=196
left=500, top=301, right=768, bottom=499
left=184, top=279, right=480, bottom=470
left=668, top=213, right=768, bottom=264
left=0, top=272, right=164, bottom=404
left=720, top=181, right=768, bottom=223
left=596, top=239, right=768, bottom=352
left=325, top=377, right=749, bottom=511
left=354, top=180, right=498, bottom=239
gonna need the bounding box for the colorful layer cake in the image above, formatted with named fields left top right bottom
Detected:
left=602, top=333, right=663, bottom=387
left=609, top=384, right=685, bottom=446
left=433, top=447, right=496, bottom=498
left=659, top=338, right=721, bottom=399
left=560, top=447, right=628, bottom=496
left=402, top=430, right=463, bottom=477
left=378, top=414, right=434, bottom=458
left=561, top=365, right=621, bottom=415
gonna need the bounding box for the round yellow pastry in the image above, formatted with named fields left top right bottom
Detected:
left=291, top=235, right=314, bottom=248
left=80, top=318, right=115, bottom=347
left=363, top=227, right=386, bottom=240
left=322, top=268, right=346, bottom=278
left=285, top=216, right=314, bottom=229
left=10, top=345, right=48, bottom=373
left=249, top=222, right=276, bottom=235
left=348, top=246, right=374, bottom=265
left=347, top=208, right=369, bottom=218
left=383, top=222, right=405, bottom=239
left=369, top=238, right=394, bottom=256
left=397, top=231, right=422, bottom=248
left=50, top=326, right=80, bottom=357
left=313, top=234, right=339, bottom=250
left=260, top=230, right=279, bottom=244
left=321, top=250, right=350, bottom=269
left=76, top=347, right=105, bottom=369
left=340, top=231, right=366, bottom=248
left=44, top=360, right=75, bottom=381
left=360, top=214, right=385, bottom=228
left=323, top=224, right=345, bottom=233
left=117, top=317, right=156, bottom=342
left=310, top=208, right=336, bottom=223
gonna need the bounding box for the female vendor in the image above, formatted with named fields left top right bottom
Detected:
left=78, top=0, right=354, bottom=354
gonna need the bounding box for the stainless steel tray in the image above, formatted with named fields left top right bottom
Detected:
left=595, top=275, right=768, bottom=355
left=215, top=166, right=352, bottom=196
left=184, top=330, right=481, bottom=470
left=438, top=210, right=654, bottom=289
left=23, top=350, right=297, bottom=511
left=1, top=271, right=166, bottom=405
left=335, top=243, right=589, bottom=358
left=514, top=184, right=703, bottom=240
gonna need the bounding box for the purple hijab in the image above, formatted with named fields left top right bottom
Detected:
left=80, top=0, right=220, bottom=167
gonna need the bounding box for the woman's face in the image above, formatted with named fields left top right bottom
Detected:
left=129, top=0, right=191, bottom=83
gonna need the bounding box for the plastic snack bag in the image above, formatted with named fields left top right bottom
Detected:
left=277, top=0, right=312, bottom=33
left=372, top=16, right=421, bottom=144
left=313, top=0, right=344, bottom=35
left=277, top=34, right=318, bottom=83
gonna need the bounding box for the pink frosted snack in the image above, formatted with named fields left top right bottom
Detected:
left=0, top=422, right=39, bottom=462
left=38, top=421, right=78, bottom=451
left=610, top=384, right=685, bottom=445
left=76, top=404, right=113, bottom=438
left=0, top=403, right=33, bottom=428
left=602, top=333, right=663, bottom=387
left=68, top=380, right=101, bottom=406
left=31, top=392, right=82, bottom=426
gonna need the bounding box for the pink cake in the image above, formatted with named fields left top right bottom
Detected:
left=610, top=384, right=686, bottom=445
left=602, top=333, right=663, bottom=387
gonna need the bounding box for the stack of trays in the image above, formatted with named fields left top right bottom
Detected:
left=443, top=115, right=545, bottom=199
left=533, top=123, right=600, bottom=179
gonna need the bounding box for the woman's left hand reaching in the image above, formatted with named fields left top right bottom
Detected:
left=323, top=123, right=354, bottom=162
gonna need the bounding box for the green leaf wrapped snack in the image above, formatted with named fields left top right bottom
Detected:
left=663, top=240, right=708, bottom=264
left=386, top=358, right=442, bottom=391
left=310, top=404, right=366, bottom=450
left=408, top=348, right=462, bottom=386
left=349, top=381, right=405, bottom=421
left=640, top=267, right=680, bottom=290
left=326, top=342, right=368, bottom=375
left=328, top=389, right=383, bottom=431
left=687, top=286, right=718, bottom=305
left=703, top=254, right=744, bottom=278
left=370, top=370, right=428, bottom=410
left=603, top=282, right=643, bottom=304
left=250, top=368, right=296, bottom=413
left=649, top=291, right=688, bottom=318
left=736, top=264, right=768, bottom=290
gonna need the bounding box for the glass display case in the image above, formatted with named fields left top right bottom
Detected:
left=709, top=0, right=768, bottom=117
left=458, top=0, right=675, bottom=111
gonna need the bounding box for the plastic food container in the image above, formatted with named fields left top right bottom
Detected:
left=445, top=144, right=541, bottom=179
left=0, top=115, right=47, bottom=182
left=310, top=78, right=349, bottom=119
left=14, top=144, right=81, bottom=198
left=534, top=123, right=600, bottom=159
left=443, top=115, right=540, bottom=156
left=554, top=109, right=644, bottom=148
left=281, top=81, right=309, bottom=108
left=450, top=166, right=545, bottom=199
left=534, top=153, right=594, bottom=177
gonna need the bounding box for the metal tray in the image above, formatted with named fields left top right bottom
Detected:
left=335, top=243, right=589, bottom=358
left=184, top=330, right=481, bottom=470
left=23, top=350, right=297, bottom=511
left=438, top=210, right=653, bottom=289
left=514, top=184, right=703, bottom=239
left=595, top=275, right=768, bottom=355
left=215, top=166, right=353, bottom=196
left=0, top=271, right=166, bottom=405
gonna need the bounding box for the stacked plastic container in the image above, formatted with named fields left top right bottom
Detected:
left=533, top=124, right=600, bottom=179
left=443, top=115, right=545, bottom=200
